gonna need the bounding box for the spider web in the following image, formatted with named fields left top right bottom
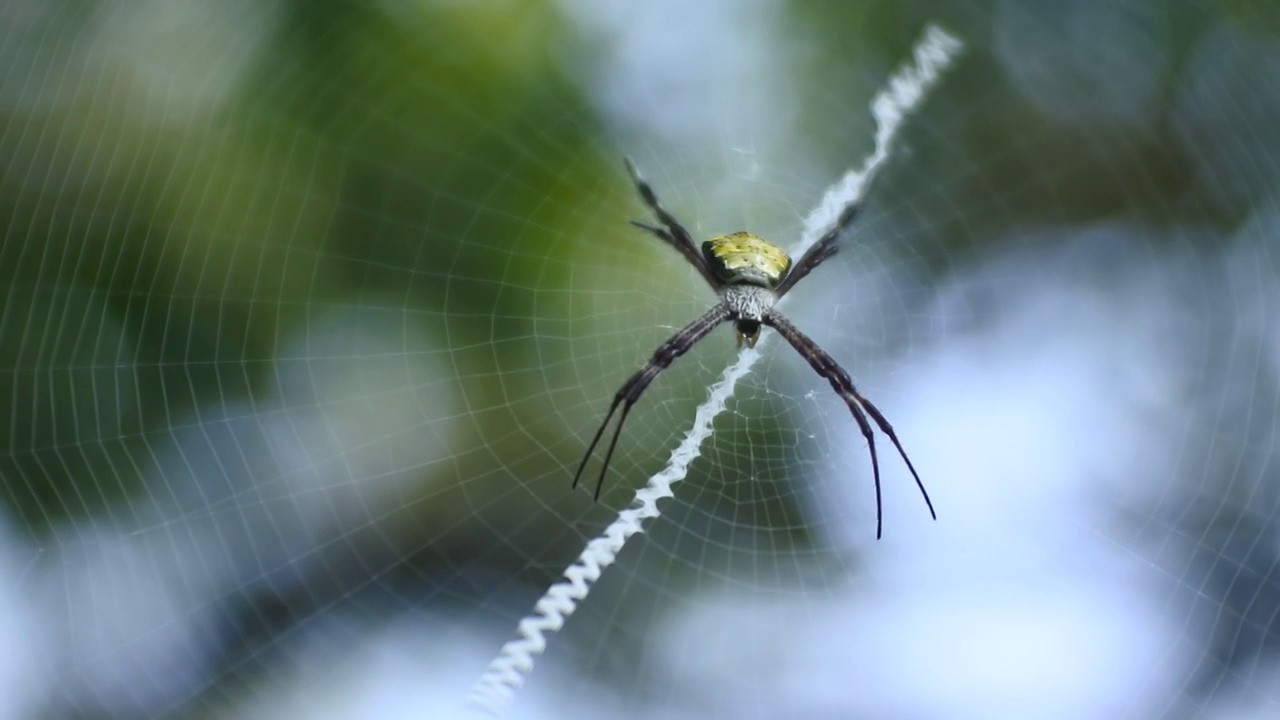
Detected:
left=1, top=2, right=1279, bottom=720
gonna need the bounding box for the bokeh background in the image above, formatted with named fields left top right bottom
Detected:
left=3, top=1, right=1280, bottom=718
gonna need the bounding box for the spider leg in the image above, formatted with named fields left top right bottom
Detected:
left=851, top=394, right=935, bottom=521
left=623, top=157, right=721, bottom=289
left=573, top=303, right=732, bottom=500
left=834, top=385, right=885, bottom=539
left=594, top=401, right=637, bottom=501
left=628, top=220, right=677, bottom=245
left=763, top=310, right=935, bottom=539
left=774, top=201, right=858, bottom=297
left=776, top=168, right=887, bottom=297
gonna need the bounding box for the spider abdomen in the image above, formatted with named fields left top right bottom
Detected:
left=702, top=232, right=792, bottom=287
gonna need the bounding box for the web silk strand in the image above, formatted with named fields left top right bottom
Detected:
left=466, top=24, right=964, bottom=717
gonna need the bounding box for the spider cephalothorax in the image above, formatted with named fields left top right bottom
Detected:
left=572, top=157, right=936, bottom=538
left=720, top=284, right=774, bottom=348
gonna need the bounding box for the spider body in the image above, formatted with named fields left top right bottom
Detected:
left=702, top=232, right=792, bottom=287
left=573, top=157, right=936, bottom=538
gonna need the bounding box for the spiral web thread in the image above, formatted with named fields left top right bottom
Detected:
left=465, top=24, right=964, bottom=717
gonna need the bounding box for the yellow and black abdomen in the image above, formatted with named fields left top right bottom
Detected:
left=702, top=232, right=792, bottom=287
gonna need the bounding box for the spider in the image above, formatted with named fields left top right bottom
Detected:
left=572, top=157, right=936, bottom=538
